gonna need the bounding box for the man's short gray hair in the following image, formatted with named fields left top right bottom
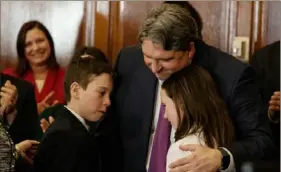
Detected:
left=138, top=4, right=200, bottom=51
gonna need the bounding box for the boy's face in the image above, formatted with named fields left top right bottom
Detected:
left=77, top=73, right=113, bottom=122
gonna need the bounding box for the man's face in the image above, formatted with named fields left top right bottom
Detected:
left=142, top=39, right=195, bottom=80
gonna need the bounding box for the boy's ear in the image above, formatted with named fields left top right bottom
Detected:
left=187, top=42, right=195, bottom=63
left=70, top=82, right=80, bottom=100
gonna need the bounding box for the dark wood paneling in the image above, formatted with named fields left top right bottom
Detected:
left=236, top=2, right=253, bottom=37
left=94, top=1, right=161, bottom=64
left=93, top=1, right=111, bottom=60
left=94, top=1, right=236, bottom=64
left=118, top=2, right=161, bottom=48
left=235, top=1, right=254, bottom=59
left=189, top=1, right=230, bottom=52
left=0, top=1, right=85, bottom=70
left=92, top=1, right=278, bottom=64
left=266, top=1, right=281, bottom=44
left=2, top=1, right=276, bottom=67
left=247, top=1, right=280, bottom=57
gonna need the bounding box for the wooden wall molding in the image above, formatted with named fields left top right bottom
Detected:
left=84, top=0, right=95, bottom=47
left=91, top=1, right=279, bottom=64
left=108, top=1, right=124, bottom=65
left=93, top=1, right=110, bottom=61
left=222, top=1, right=237, bottom=53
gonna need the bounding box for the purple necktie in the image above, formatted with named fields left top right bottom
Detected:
left=149, top=104, right=171, bottom=172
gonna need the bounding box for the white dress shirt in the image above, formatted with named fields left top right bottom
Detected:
left=64, top=106, right=90, bottom=132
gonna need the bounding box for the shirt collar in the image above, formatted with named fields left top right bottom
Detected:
left=64, top=106, right=90, bottom=131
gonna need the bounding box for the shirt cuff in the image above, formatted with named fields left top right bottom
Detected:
left=268, top=109, right=280, bottom=123
left=220, top=147, right=236, bottom=172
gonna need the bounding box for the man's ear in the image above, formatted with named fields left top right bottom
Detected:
left=70, top=82, right=81, bottom=100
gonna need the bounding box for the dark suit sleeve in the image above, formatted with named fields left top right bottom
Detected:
left=250, top=51, right=266, bottom=103
left=8, top=79, right=39, bottom=143
left=225, top=67, right=274, bottom=164
left=34, top=131, right=79, bottom=172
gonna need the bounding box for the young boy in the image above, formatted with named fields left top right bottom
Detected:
left=33, top=55, right=114, bottom=172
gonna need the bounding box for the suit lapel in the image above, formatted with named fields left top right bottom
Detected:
left=128, top=48, right=157, bottom=143
left=61, top=107, right=93, bottom=136
left=135, top=58, right=157, bottom=134
left=118, top=46, right=157, bottom=142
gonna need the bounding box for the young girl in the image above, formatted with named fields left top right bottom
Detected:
left=161, top=65, right=235, bottom=172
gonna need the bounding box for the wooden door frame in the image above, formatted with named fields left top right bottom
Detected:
left=91, top=1, right=272, bottom=64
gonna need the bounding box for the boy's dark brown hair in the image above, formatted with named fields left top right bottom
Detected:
left=162, top=65, right=234, bottom=148
left=64, top=54, right=114, bottom=103
left=72, top=46, right=108, bottom=63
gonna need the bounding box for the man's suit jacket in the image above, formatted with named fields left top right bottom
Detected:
left=0, top=73, right=38, bottom=143
left=251, top=40, right=280, bottom=144
left=111, top=41, right=274, bottom=172
left=251, top=41, right=280, bottom=105
left=250, top=41, right=280, bottom=169
left=33, top=106, right=101, bottom=172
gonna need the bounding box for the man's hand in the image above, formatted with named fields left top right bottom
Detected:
left=269, top=91, right=280, bottom=112
left=40, top=116, right=55, bottom=133
left=268, top=91, right=280, bottom=123
left=169, top=144, right=221, bottom=172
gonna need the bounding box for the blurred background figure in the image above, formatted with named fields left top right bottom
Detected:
left=2, top=20, right=65, bottom=115
left=0, top=74, right=39, bottom=172
left=0, top=73, right=38, bottom=144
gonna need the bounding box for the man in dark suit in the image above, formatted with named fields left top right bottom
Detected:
left=33, top=56, right=114, bottom=172
left=107, top=4, right=274, bottom=172
left=1, top=73, right=38, bottom=143
left=250, top=40, right=280, bottom=171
